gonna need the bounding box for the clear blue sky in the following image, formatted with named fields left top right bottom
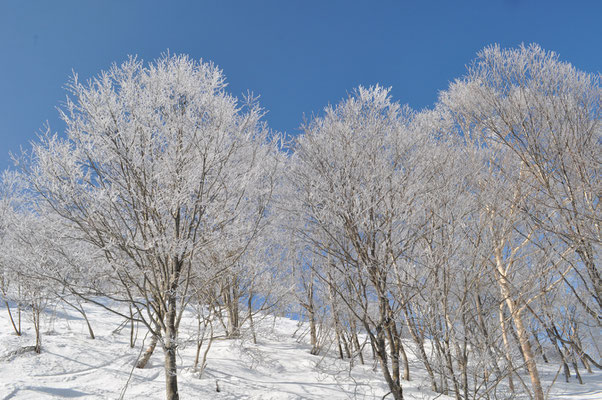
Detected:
left=1, top=0, right=600, bottom=170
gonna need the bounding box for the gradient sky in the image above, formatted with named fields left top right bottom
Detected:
left=1, top=0, right=600, bottom=170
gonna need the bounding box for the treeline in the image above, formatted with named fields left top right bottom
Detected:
left=0, top=45, right=599, bottom=400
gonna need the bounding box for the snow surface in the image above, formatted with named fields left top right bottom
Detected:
left=0, top=300, right=600, bottom=399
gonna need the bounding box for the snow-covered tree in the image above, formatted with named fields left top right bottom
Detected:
left=435, top=44, right=601, bottom=400
left=442, top=44, right=601, bottom=327
left=0, top=171, right=27, bottom=336
left=23, top=54, right=281, bottom=400
left=289, top=86, right=433, bottom=400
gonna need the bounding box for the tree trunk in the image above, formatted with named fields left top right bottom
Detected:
left=350, top=320, right=364, bottom=365
left=194, top=321, right=214, bottom=378
left=547, top=326, right=570, bottom=382
left=137, top=331, right=158, bottom=369
left=130, top=306, right=137, bottom=348
left=508, top=307, right=544, bottom=400
left=82, top=310, right=95, bottom=340
left=387, top=324, right=401, bottom=386
left=475, top=295, right=503, bottom=380
left=404, top=307, right=437, bottom=392
left=576, top=244, right=602, bottom=315
left=224, top=277, right=240, bottom=338
left=61, top=297, right=95, bottom=339
left=495, top=249, right=544, bottom=400
left=570, top=321, right=593, bottom=373
left=531, top=329, right=548, bottom=363
left=164, top=291, right=179, bottom=400
left=571, top=358, right=583, bottom=384
left=443, top=338, right=461, bottom=400
left=4, top=301, right=21, bottom=336
left=375, top=330, right=404, bottom=400
left=499, top=303, right=515, bottom=391
left=32, top=304, right=42, bottom=354
left=309, top=308, right=318, bottom=355
left=248, top=294, right=257, bottom=345
left=397, top=331, right=410, bottom=381
left=164, top=343, right=179, bottom=400
left=305, top=281, right=319, bottom=354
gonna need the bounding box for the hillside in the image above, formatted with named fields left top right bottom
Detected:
left=0, top=300, right=600, bottom=399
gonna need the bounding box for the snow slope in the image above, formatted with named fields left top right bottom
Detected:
left=0, top=300, right=600, bottom=399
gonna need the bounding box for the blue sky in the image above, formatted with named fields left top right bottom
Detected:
left=1, top=0, right=600, bottom=170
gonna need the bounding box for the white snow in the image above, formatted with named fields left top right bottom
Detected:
left=0, top=300, right=600, bottom=399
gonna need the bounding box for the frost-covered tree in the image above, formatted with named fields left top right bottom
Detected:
left=24, top=54, right=281, bottom=400
left=0, top=171, right=27, bottom=336
left=435, top=44, right=601, bottom=400
left=442, top=44, right=601, bottom=326
left=0, top=171, right=67, bottom=352
left=289, top=86, right=433, bottom=400
left=0, top=43, right=597, bottom=399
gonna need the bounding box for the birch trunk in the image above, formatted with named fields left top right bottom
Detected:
left=495, top=248, right=544, bottom=400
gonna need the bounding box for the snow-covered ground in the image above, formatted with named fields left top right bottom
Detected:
left=0, top=300, right=600, bottom=399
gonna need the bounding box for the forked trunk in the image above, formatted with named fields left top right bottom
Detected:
left=375, top=333, right=404, bottom=400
